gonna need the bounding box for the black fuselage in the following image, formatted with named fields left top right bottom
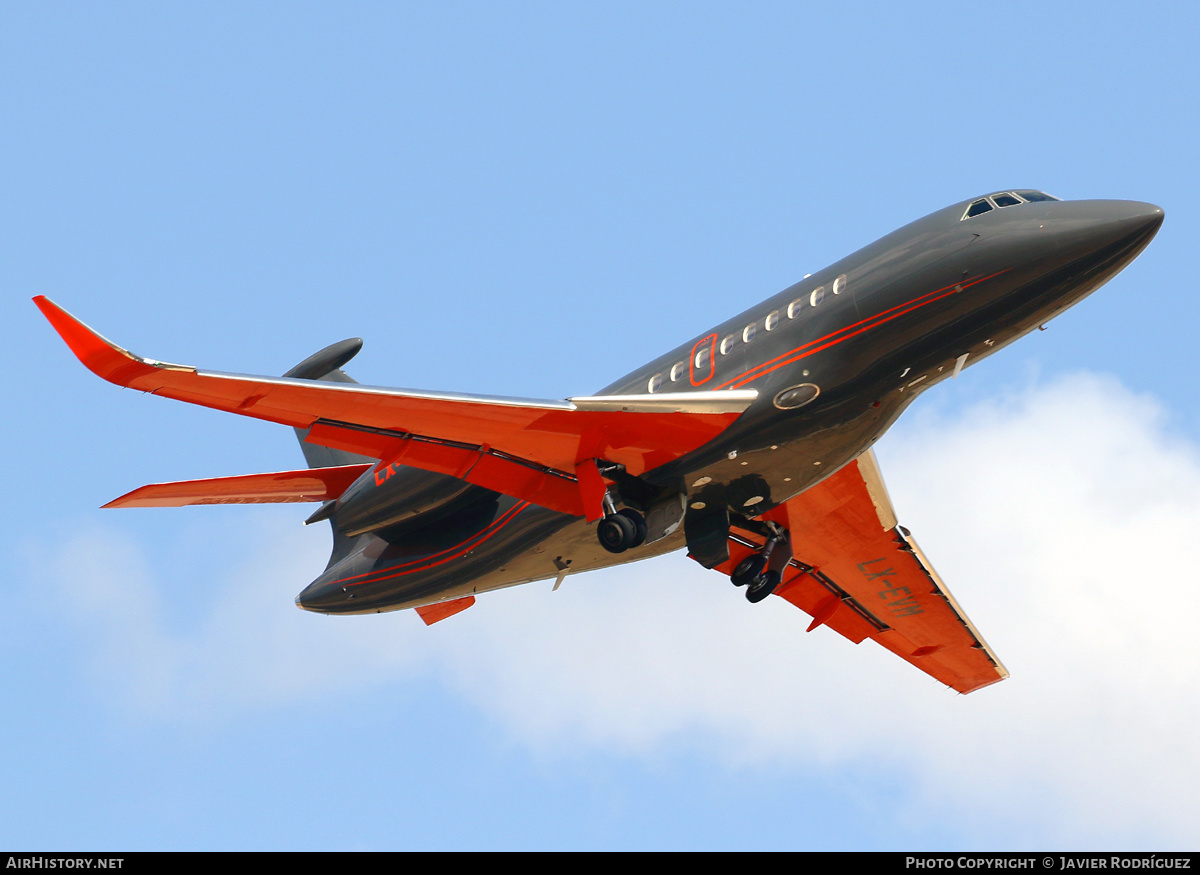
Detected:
left=296, top=194, right=1163, bottom=614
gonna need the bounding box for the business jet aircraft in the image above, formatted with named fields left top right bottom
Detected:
left=35, top=190, right=1162, bottom=694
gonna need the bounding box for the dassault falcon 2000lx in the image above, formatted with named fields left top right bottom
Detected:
left=36, top=190, right=1163, bottom=694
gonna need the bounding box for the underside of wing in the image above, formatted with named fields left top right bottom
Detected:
left=715, top=450, right=1008, bottom=694
left=35, top=297, right=757, bottom=518
left=103, top=464, right=373, bottom=508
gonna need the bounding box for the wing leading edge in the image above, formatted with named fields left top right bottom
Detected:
left=35, top=297, right=756, bottom=519
left=715, top=450, right=1008, bottom=694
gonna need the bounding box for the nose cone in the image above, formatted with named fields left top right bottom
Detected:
left=1012, top=199, right=1164, bottom=278
left=1072, top=199, right=1164, bottom=252
left=1097, top=199, right=1163, bottom=242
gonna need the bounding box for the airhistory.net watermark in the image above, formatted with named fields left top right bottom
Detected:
left=5, top=859, right=123, bottom=869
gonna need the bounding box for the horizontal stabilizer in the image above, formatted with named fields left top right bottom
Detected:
left=104, top=464, right=372, bottom=508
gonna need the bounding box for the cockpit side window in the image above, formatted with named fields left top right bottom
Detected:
left=1015, top=190, right=1061, bottom=202
left=964, top=199, right=994, bottom=219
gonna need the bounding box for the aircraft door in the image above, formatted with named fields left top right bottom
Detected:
left=690, top=334, right=717, bottom=386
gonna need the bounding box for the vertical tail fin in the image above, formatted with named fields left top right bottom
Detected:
left=283, top=338, right=377, bottom=470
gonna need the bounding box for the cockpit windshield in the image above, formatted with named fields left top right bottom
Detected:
left=961, top=190, right=1061, bottom=220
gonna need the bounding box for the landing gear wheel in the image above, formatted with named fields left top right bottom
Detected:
left=598, top=512, right=638, bottom=554
left=731, top=554, right=767, bottom=587
left=746, top=569, right=782, bottom=604
left=617, top=508, right=647, bottom=548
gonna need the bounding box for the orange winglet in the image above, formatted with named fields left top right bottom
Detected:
left=103, top=464, right=372, bottom=508
left=34, top=295, right=174, bottom=386
left=415, top=596, right=475, bottom=625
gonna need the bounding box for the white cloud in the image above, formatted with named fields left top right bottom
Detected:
left=435, top=372, right=1200, bottom=845
left=44, top=517, right=434, bottom=719
left=42, top=372, right=1200, bottom=846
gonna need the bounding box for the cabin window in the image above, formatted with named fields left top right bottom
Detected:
left=788, top=297, right=805, bottom=319
left=742, top=323, right=757, bottom=343
left=695, top=346, right=710, bottom=370
left=648, top=373, right=662, bottom=393
left=670, top=361, right=686, bottom=382
left=810, top=286, right=825, bottom=307
left=833, top=274, right=847, bottom=295
left=993, top=193, right=1022, bottom=207
left=765, top=310, right=780, bottom=331
left=965, top=199, right=994, bottom=218
left=720, top=335, right=736, bottom=355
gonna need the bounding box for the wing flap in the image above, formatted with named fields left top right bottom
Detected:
left=714, top=537, right=880, bottom=643
left=104, top=464, right=372, bottom=508
left=35, top=297, right=755, bottom=486
left=307, top=420, right=588, bottom=517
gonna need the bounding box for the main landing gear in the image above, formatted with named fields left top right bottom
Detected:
left=597, top=494, right=647, bottom=554
left=731, top=524, right=789, bottom=604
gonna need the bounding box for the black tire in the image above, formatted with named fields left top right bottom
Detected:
left=746, top=569, right=782, bottom=603
left=731, top=554, right=767, bottom=587
left=598, top=513, right=637, bottom=554
left=617, top=508, right=647, bottom=548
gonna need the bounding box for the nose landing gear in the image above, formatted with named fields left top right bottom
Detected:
left=730, top=523, right=791, bottom=603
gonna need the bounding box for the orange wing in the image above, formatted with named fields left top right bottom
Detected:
left=35, top=297, right=756, bottom=519
left=715, top=450, right=1008, bottom=694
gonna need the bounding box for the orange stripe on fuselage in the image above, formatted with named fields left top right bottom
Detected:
left=332, top=272, right=1008, bottom=590
left=714, top=271, right=1006, bottom=391
left=334, top=500, right=531, bottom=588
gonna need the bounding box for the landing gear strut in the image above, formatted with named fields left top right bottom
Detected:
left=731, top=524, right=789, bottom=603
left=597, top=493, right=647, bottom=554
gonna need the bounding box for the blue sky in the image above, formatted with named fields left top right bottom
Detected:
left=3, top=2, right=1199, bottom=850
